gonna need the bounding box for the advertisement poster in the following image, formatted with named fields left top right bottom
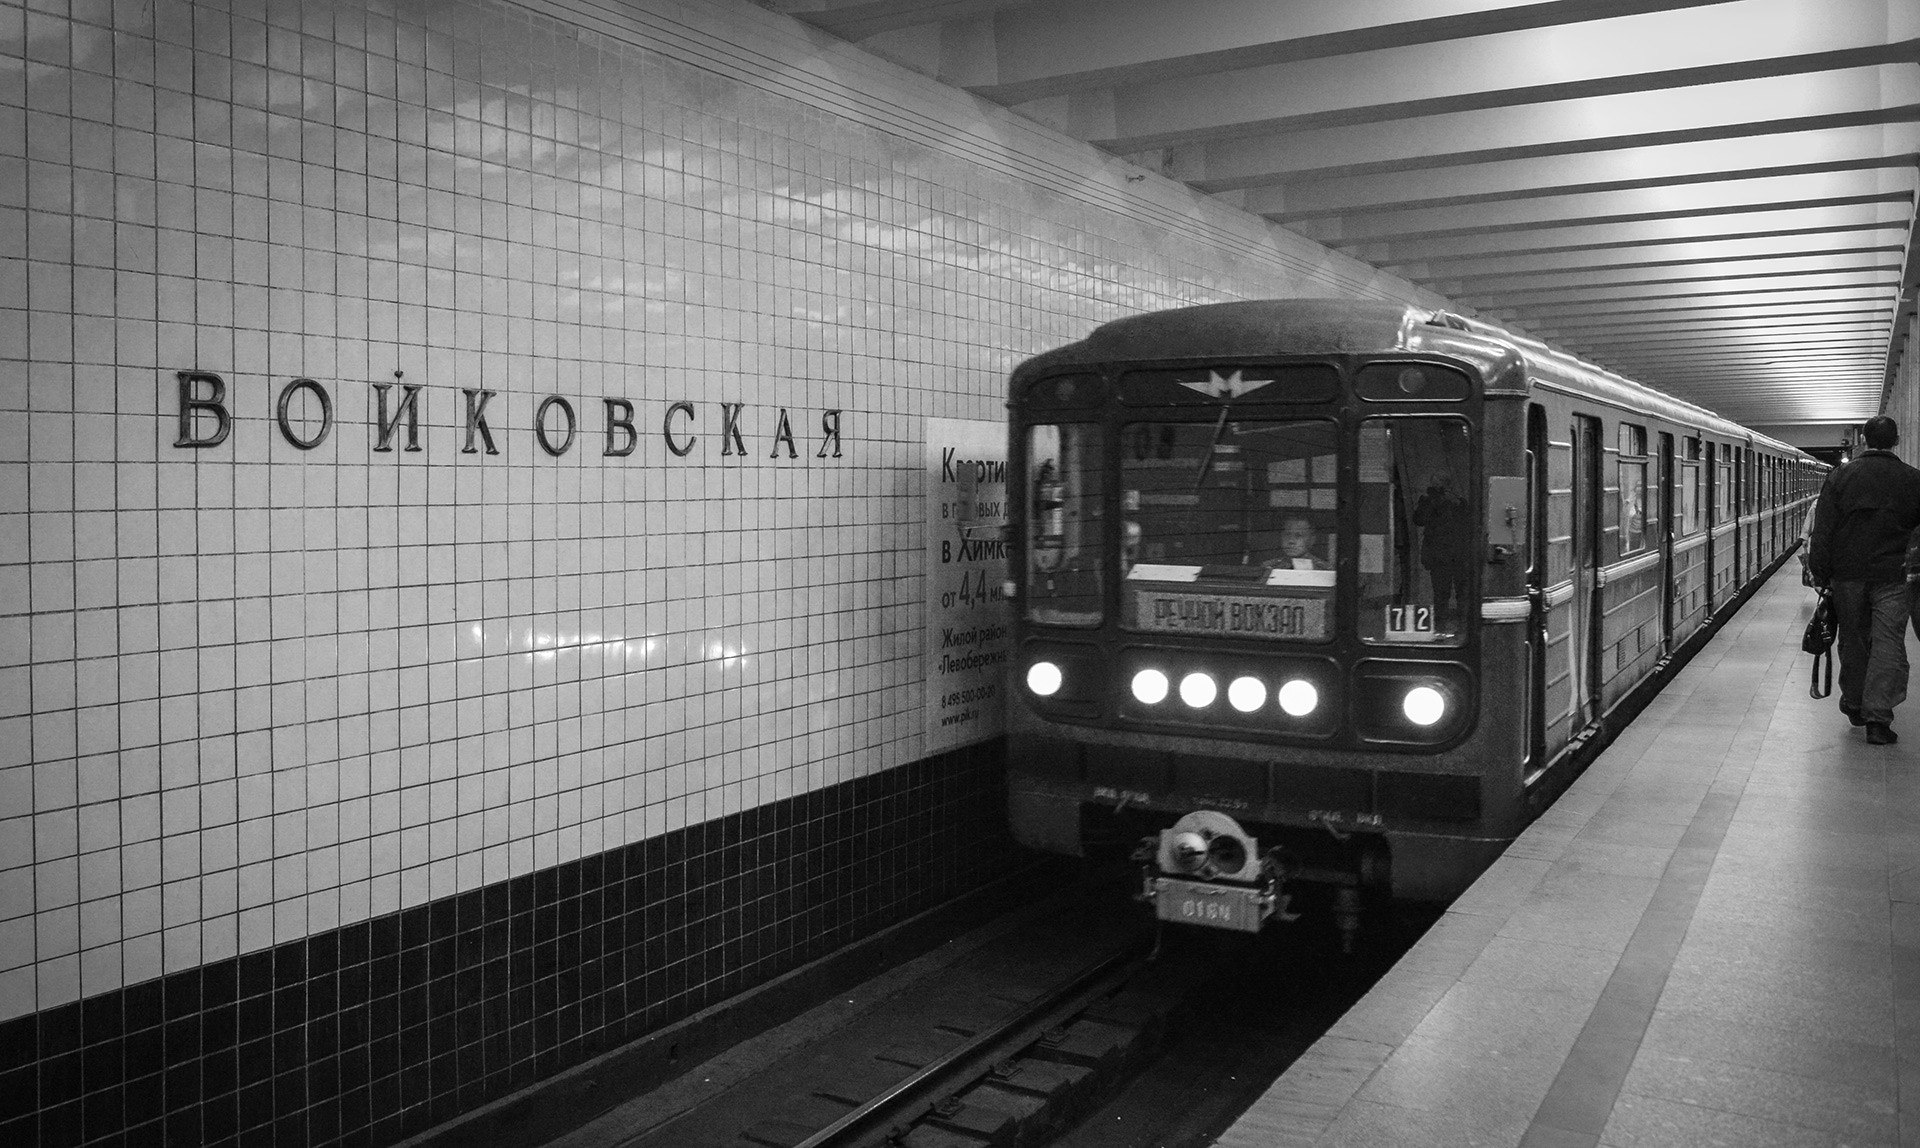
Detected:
left=926, top=418, right=1011, bottom=751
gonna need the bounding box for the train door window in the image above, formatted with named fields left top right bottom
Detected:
left=1357, top=417, right=1473, bottom=644
left=1024, top=423, right=1105, bottom=626
left=1728, top=447, right=1743, bottom=526
left=1681, top=438, right=1703, bottom=535
left=1619, top=423, right=1649, bottom=555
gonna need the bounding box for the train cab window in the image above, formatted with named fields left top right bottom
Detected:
left=1619, top=424, right=1650, bottom=555
left=1357, top=417, right=1473, bottom=645
left=1118, top=417, right=1341, bottom=641
left=1024, top=423, right=1105, bottom=626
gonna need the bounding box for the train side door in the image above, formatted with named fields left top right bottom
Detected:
left=1659, top=433, right=1675, bottom=652
left=1571, top=415, right=1602, bottom=730
left=1707, top=441, right=1730, bottom=609
left=1526, top=405, right=1548, bottom=770
left=1745, top=448, right=1753, bottom=583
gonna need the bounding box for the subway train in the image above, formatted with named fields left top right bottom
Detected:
left=1001, top=298, right=1823, bottom=943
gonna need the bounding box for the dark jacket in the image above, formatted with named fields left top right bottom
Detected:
left=1808, top=449, right=1920, bottom=584
left=1412, top=487, right=1469, bottom=569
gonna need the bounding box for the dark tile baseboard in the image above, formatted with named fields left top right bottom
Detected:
left=0, top=739, right=1022, bottom=1148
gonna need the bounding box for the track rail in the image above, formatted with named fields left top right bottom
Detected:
left=807, top=940, right=1154, bottom=1148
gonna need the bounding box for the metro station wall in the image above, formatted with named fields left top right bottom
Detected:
left=0, top=0, right=1449, bottom=1144
left=1884, top=312, right=1920, bottom=466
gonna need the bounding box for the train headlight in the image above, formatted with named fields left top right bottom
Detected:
left=1132, top=668, right=1170, bottom=705
left=1278, top=679, right=1319, bottom=717
left=1179, top=672, right=1217, bottom=708
left=1404, top=685, right=1447, bottom=726
left=1026, top=661, right=1063, bottom=697
left=1227, top=676, right=1266, bottom=713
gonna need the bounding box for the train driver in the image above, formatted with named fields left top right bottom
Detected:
left=1268, top=515, right=1326, bottom=570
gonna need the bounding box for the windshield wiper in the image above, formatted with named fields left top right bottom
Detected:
left=1192, top=405, right=1233, bottom=490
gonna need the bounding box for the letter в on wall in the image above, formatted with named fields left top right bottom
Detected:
left=604, top=398, right=637, bottom=457
left=175, top=371, right=231, bottom=447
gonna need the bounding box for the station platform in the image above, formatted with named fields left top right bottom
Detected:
left=1219, top=568, right=1919, bottom=1148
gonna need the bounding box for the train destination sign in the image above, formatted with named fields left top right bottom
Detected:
left=1133, top=590, right=1328, bottom=641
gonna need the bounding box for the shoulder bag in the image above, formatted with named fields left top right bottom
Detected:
left=1802, top=589, right=1836, bottom=698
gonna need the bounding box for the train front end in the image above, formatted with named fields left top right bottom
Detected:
left=1004, top=300, right=1531, bottom=939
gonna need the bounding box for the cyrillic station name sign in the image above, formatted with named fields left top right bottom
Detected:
left=172, top=371, right=846, bottom=461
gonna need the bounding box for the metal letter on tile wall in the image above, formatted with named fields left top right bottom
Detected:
left=167, top=372, right=848, bottom=463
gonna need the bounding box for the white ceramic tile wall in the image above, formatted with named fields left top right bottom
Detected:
left=0, top=0, right=1451, bottom=1024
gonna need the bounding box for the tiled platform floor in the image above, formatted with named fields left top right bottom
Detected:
left=1219, top=569, right=1920, bottom=1148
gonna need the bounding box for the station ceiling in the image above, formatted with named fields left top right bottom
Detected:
left=772, top=0, right=1920, bottom=434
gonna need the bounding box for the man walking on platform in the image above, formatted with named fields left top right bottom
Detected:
left=1808, top=416, right=1920, bottom=744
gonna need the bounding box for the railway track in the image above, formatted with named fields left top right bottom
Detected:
left=798, top=940, right=1162, bottom=1148
left=529, top=878, right=1434, bottom=1148
left=599, top=883, right=1164, bottom=1148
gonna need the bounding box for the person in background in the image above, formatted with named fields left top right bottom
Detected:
left=1808, top=415, right=1920, bottom=745
left=1799, top=498, right=1818, bottom=587
left=1413, top=472, right=1472, bottom=630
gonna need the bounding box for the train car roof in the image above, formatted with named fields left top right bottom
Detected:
left=1013, top=299, right=1816, bottom=463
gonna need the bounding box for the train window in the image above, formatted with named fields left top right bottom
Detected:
left=1681, top=462, right=1702, bottom=535
left=1619, top=423, right=1649, bottom=555
left=1024, top=423, right=1105, bottom=626
left=1354, top=362, right=1471, bottom=402
left=1357, top=417, right=1473, bottom=644
left=1118, top=417, right=1339, bottom=642
left=1619, top=424, right=1646, bottom=457
left=1716, top=455, right=1732, bottom=522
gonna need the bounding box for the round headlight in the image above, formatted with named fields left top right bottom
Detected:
left=1179, top=672, right=1217, bottom=708
left=1278, top=678, right=1319, bottom=717
left=1026, top=661, right=1062, bottom=697
left=1132, top=668, right=1170, bottom=705
left=1404, top=685, right=1447, bottom=726
left=1227, top=676, right=1266, bottom=713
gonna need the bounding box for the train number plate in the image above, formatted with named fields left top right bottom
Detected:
left=1150, top=877, right=1268, bottom=933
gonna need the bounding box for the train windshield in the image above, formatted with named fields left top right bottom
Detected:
left=1021, top=410, right=1477, bottom=643
left=1118, top=417, right=1340, bottom=641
